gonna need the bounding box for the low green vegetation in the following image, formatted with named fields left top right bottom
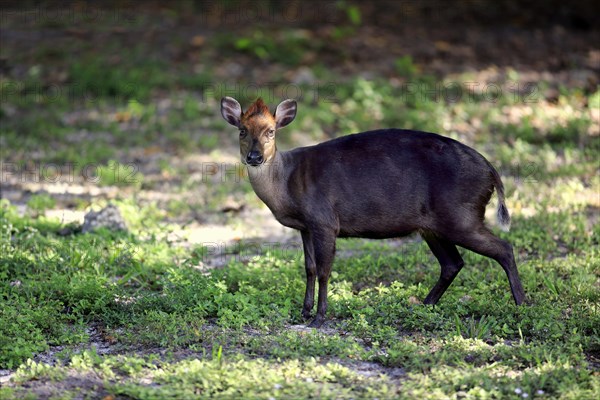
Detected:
left=1, top=8, right=599, bottom=398
left=1, top=171, right=598, bottom=398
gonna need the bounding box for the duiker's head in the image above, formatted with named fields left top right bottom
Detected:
left=221, top=97, right=297, bottom=166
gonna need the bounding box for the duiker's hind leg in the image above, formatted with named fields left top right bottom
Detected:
left=452, top=227, right=526, bottom=305
left=422, top=233, right=465, bottom=305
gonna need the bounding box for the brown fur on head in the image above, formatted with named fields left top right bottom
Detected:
left=239, top=98, right=277, bottom=164
left=242, top=98, right=273, bottom=121
left=221, top=97, right=297, bottom=166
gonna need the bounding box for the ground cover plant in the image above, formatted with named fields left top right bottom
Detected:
left=1, top=2, right=599, bottom=399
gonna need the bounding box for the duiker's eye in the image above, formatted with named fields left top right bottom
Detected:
left=267, top=129, right=275, bottom=138
left=239, top=129, right=247, bottom=137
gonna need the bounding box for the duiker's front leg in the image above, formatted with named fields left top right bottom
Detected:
left=301, top=231, right=316, bottom=320
left=307, top=230, right=336, bottom=328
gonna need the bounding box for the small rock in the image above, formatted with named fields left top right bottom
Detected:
left=81, top=204, right=127, bottom=233
left=459, top=295, right=473, bottom=303
left=220, top=198, right=245, bottom=213
left=0, top=370, right=14, bottom=384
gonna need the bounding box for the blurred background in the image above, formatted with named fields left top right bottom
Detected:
left=1, top=0, right=598, bottom=244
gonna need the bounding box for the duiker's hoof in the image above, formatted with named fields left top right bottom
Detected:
left=308, top=317, right=325, bottom=328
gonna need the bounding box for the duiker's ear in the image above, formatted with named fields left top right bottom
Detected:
left=275, top=99, right=297, bottom=129
left=221, top=97, right=242, bottom=128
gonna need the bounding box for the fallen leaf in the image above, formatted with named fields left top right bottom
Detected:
left=190, top=35, right=205, bottom=47
left=435, top=41, right=452, bottom=52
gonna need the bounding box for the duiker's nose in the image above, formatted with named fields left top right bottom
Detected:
left=246, top=151, right=263, bottom=165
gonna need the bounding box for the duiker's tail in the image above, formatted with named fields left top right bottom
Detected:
left=487, top=161, right=511, bottom=231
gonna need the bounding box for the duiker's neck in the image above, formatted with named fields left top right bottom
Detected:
left=247, top=151, right=288, bottom=211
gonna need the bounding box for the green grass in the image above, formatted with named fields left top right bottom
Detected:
left=1, top=190, right=598, bottom=398
left=1, top=19, right=599, bottom=397
left=2, top=84, right=599, bottom=398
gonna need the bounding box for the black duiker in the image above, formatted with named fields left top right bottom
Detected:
left=221, top=96, right=526, bottom=328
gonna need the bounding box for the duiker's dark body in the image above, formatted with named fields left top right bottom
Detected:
left=275, top=129, right=498, bottom=239
left=221, top=97, right=526, bottom=328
